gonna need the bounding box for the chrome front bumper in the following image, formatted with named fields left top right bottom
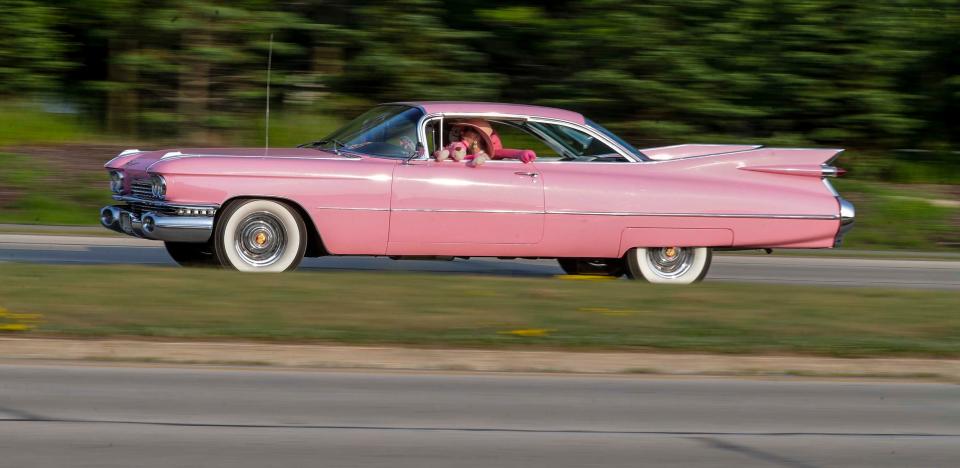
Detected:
left=100, top=205, right=214, bottom=243
left=834, top=197, right=855, bottom=247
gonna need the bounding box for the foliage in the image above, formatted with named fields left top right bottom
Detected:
left=0, top=1, right=956, bottom=161
left=0, top=0, right=70, bottom=95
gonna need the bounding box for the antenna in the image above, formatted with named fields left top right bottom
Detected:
left=264, top=33, right=274, bottom=155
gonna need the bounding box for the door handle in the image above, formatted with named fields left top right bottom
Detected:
left=514, top=171, right=539, bottom=178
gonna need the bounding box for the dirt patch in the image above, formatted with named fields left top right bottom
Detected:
left=2, top=338, right=958, bottom=382
left=0, top=144, right=138, bottom=176
left=0, top=186, right=23, bottom=208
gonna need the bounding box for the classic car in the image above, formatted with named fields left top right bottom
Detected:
left=100, top=101, right=854, bottom=284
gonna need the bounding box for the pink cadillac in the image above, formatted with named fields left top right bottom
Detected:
left=101, top=102, right=854, bottom=284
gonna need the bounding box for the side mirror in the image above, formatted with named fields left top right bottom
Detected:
left=403, top=142, right=424, bottom=165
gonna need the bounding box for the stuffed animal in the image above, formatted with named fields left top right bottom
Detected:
left=434, top=141, right=468, bottom=162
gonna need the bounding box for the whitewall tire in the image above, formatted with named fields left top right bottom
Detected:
left=625, top=247, right=712, bottom=284
left=214, top=199, right=306, bottom=272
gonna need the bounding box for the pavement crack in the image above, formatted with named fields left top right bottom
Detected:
left=0, top=418, right=957, bottom=438
left=694, top=436, right=821, bottom=468
left=0, top=405, right=47, bottom=421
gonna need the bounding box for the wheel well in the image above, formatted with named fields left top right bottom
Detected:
left=217, top=196, right=328, bottom=257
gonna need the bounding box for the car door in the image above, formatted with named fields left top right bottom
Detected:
left=387, top=159, right=544, bottom=254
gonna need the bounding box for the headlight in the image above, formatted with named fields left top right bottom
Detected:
left=151, top=175, right=166, bottom=199
left=109, top=171, right=124, bottom=194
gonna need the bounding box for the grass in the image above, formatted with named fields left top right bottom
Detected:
left=0, top=264, right=957, bottom=357
left=0, top=152, right=114, bottom=225
left=0, top=104, right=96, bottom=147
left=244, top=112, right=343, bottom=147
left=832, top=179, right=959, bottom=250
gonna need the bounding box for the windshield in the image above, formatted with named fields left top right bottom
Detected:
left=584, top=118, right=647, bottom=160
left=317, top=105, right=423, bottom=158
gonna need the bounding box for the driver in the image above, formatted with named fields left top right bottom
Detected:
left=434, top=119, right=536, bottom=166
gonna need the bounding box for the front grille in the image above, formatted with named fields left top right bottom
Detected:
left=130, top=179, right=154, bottom=199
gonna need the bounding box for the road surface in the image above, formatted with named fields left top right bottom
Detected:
left=0, top=363, right=957, bottom=467
left=1, top=234, right=958, bottom=289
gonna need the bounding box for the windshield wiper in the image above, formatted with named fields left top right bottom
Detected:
left=297, top=138, right=347, bottom=154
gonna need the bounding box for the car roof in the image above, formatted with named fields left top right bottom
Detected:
left=392, top=101, right=586, bottom=125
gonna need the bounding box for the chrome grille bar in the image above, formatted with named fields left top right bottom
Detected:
left=130, top=179, right=154, bottom=199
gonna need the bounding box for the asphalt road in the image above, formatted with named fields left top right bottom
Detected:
left=1, top=234, right=958, bottom=289
left=0, top=363, right=957, bottom=468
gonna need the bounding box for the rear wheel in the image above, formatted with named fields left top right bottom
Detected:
left=164, top=241, right=220, bottom=268
left=625, top=247, right=712, bottom=284
left=557, top=258, right=625, bottom=277
left=214, top=199, right=307, bottom=272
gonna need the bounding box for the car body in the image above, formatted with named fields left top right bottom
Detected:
left=101, top=101, right=854, bottom=283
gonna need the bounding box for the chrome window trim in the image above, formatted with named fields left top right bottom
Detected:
left=415, top=111, right=643, bottom=163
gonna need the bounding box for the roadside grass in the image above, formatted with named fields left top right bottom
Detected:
left=242, top=112, right=343, bottom=147
left=0, top=153, right=113, bottom=225
left=0, top=264, right=957, bottom=357
left=832, top=179, right=959, bottom=250
left=0, top=104, right=97, bottom=147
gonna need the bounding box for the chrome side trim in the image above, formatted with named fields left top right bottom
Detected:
left=546, top=210, right=839, bottom=220
left=820, top=164, right=841, bottom=177
left=316, top=206, right=389, bottom=212
left=387, top=207, right=838, bottom=219
left=393, top=208, right=543, bottom=215
left=822, top=178, right=840, bottom=197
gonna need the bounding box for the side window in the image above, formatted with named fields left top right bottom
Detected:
left=524, top=122, right=626, bottom=162
left=489, top=121, right=558, bottom=158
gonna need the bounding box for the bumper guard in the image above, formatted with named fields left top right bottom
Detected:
left=100, top=204, right=214, bottom=243
left=834, top=197, right=855, bottom=247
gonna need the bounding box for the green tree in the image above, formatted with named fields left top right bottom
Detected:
left=0, top=0, right=70, bottom=96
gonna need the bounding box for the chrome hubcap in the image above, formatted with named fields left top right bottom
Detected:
left=234, top=212, right=286, bottom=267
left=646, top=247, right=694, bottom=279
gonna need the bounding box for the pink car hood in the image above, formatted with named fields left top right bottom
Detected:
left=105, top=147, right=347, bottom=178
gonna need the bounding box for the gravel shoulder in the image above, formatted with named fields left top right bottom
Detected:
left=3, top=337, right=958, bottom=382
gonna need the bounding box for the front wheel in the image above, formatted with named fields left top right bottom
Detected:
left=625, top=247, right=712, bottom=284
left=164, top=241, right=221, bottom=268
left=214, top=199, right=307, bottom=272
left=557, top=258, right=625, bottom=277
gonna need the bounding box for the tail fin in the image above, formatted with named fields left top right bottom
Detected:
left=738, top=149, right=846, bottom=178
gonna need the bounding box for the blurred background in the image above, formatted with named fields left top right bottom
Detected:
left=0, top=0, right=958, bottom=249
left=1, top=4, right=958, bottom=466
